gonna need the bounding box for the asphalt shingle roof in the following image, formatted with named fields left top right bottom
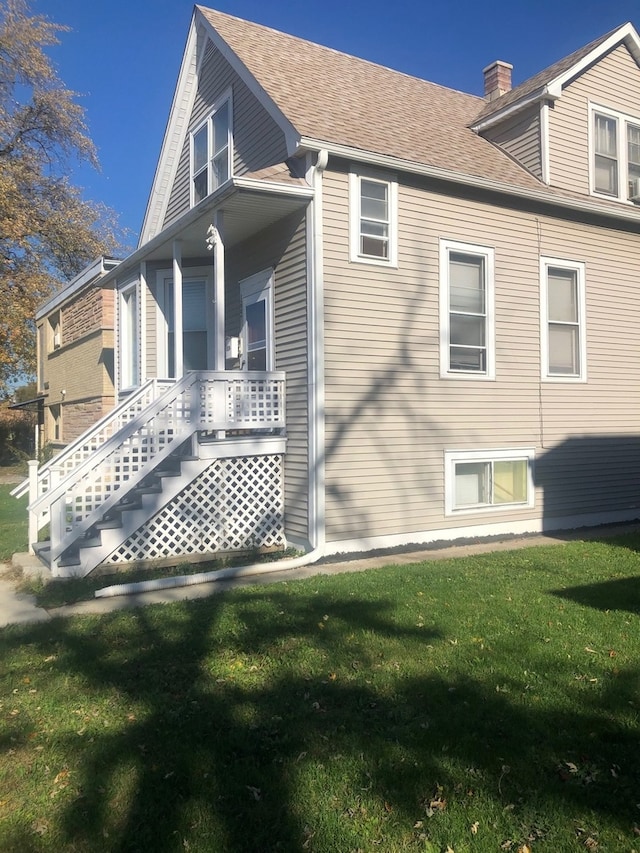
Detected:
left=198, top=6, right=544, bottom=190
left=474, top=26, right=622, bottom=123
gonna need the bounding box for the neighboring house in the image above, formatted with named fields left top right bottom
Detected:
left=15, top=8, right=640, bottom=577
left=35, top=256, right=120, bottom=452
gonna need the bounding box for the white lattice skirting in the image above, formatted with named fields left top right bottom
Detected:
left=104, top=453, right=286, bottom=565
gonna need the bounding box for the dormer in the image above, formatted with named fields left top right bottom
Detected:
left=471, top=22, right=640, bottom=202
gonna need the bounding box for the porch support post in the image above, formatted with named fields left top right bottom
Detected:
left=173, top=240, right=183, bottom=377
left=213, top=210, right=225, bottom=372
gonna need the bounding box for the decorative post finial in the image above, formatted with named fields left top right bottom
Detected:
left=206, top=223, right=219, bottom=251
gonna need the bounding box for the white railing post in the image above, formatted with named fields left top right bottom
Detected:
left=215, top=376, right=226, bottom=440
left=27, top=459, right=39, bottom=555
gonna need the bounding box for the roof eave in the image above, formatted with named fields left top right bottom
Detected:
left=100, top=176, right=314, bottom=287
left=298, top=136, right=640, bottom=226
left=470, top=85, right=559, bottom=133
left=35, top=257, right=121, bottom=320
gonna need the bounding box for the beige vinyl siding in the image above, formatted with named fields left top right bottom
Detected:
left=226, top=211, right=309, bottom=543
left=163, top=38, right=289, bottom=229
left=483, top=105, right=542, bottom=179
left=321, top=160, right=640, bottom=543
left=548, top=44, right=640, bottom=194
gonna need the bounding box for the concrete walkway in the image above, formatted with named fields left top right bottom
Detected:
left=2, top=521, right=639, bottom=629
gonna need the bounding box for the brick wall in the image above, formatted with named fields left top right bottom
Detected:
left=62, top=286, right=114, bottom=345
left=62, top=397, right=114, bottom=443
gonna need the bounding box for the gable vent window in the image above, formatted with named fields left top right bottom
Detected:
left=591, top=106, right=640, bottom=202
left=190, top=95, right=231, bottom=206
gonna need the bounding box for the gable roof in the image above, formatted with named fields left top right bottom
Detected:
left=197, top=6, right=541, bottom=188
left=141, top=9, right=640, bottom=246
left=473, top=22, right=640, bottom=128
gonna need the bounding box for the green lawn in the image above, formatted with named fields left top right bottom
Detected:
left=0, top=484, right=27, bottom=561
left=1, top=535, right=640, bottom=851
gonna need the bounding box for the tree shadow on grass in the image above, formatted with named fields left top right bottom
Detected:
left=551, top=575, right=640, bottom=614
left=0, top=586, right=639, bottom=851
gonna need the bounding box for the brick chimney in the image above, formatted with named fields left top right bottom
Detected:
left=483, top=60, right=513, bottom=101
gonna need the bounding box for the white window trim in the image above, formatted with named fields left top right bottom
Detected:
left=588, top=101, right=640, bottom=203
left=540, top=256, right=587, bottom=383
left=240, top=268, right=275, bottom=371
left=189, top=87, right=233, bottom=208
left=156, top=266, right=214, bottom=378
left=439, top=238, right=496, bottom=380
left=118, top=280, right=140, bottom=393
left=444, top=447, right=535, bottom=516
left=348, top=167, right=398, bottom=267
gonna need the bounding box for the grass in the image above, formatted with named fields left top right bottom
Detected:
left=0, top=484, right=27, bottom=561
left=1, top=534, right=640, bottom=851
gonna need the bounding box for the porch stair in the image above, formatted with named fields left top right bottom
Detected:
left=32, top=446, right=210, bottom=576
left=22, top=370, right=286, bottom=578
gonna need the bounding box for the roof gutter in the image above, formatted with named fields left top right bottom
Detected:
left=36, top=256, right=121, bottom=319
left=470, top=85, right=560, bottom=133
left=297, top=136, right=640, bottom=227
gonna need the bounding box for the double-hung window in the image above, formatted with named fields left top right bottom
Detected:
left=190, top=93, right=232, bottom=206
left=440, top=239, right=495, bottom=379
left=591, top=105, right=640, bottom=201
left=540, top=257, right=586, bottom=381
left=349, top=168, right=397, bottom=265
left=445, top=448, right=534, bottom=515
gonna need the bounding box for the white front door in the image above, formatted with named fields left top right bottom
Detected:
left=240, top=269, right=274, bottom=371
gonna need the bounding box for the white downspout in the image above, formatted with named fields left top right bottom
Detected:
left=95, top=150, right=330, bottom=600
left=307, top=148, right=328, bottom=552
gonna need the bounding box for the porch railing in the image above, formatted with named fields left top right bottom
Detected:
left=12, top=378, right=173, bottom=501
left=25, top=371, right=285, bottom=564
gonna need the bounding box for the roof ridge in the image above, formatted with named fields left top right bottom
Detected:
left=198, top=5, right=484, bottom=104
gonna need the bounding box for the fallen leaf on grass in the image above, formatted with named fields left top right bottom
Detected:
left=31, top=819, right=49, bottom=835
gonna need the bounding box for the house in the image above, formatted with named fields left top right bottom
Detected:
left=15, top=7, right=640, bottom=577
left=34, top=256, right=121, bottom=452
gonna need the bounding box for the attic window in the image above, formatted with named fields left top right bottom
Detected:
left=190, top=94, right=232, bottom=205
left=591, top=105, right=640, bottom=202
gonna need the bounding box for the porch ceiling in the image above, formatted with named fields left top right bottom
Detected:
left=141, top=182, right=313, bottom=262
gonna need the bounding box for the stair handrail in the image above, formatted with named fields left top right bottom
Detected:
left=30, top=372, right=199, bottom=520
left=40, top=371, right=285, bottom=563
left=49, top=431, right=199, bottom=564
left=11, top=378, right=173, bottom=500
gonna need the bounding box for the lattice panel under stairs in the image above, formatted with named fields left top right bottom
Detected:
left=103, top=453, right=285, bottom=565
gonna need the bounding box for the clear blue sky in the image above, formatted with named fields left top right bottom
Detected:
left=36, top=0, right=640, bottom=249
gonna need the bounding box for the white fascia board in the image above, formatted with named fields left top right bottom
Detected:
left=197, top=11, right=300, bottom=157
left=36, top=257, right=121, bottom=320
left=297, top=136, right=640, bottom=226
left=139, top=13, right=200, bottom=247
left=472, top=23, right=640, bottom=134
left=233, top=176, right=313, bottom=198
left=470, top=85, right=559, bottom=133
left=553, top=22, right=640, bottom=88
